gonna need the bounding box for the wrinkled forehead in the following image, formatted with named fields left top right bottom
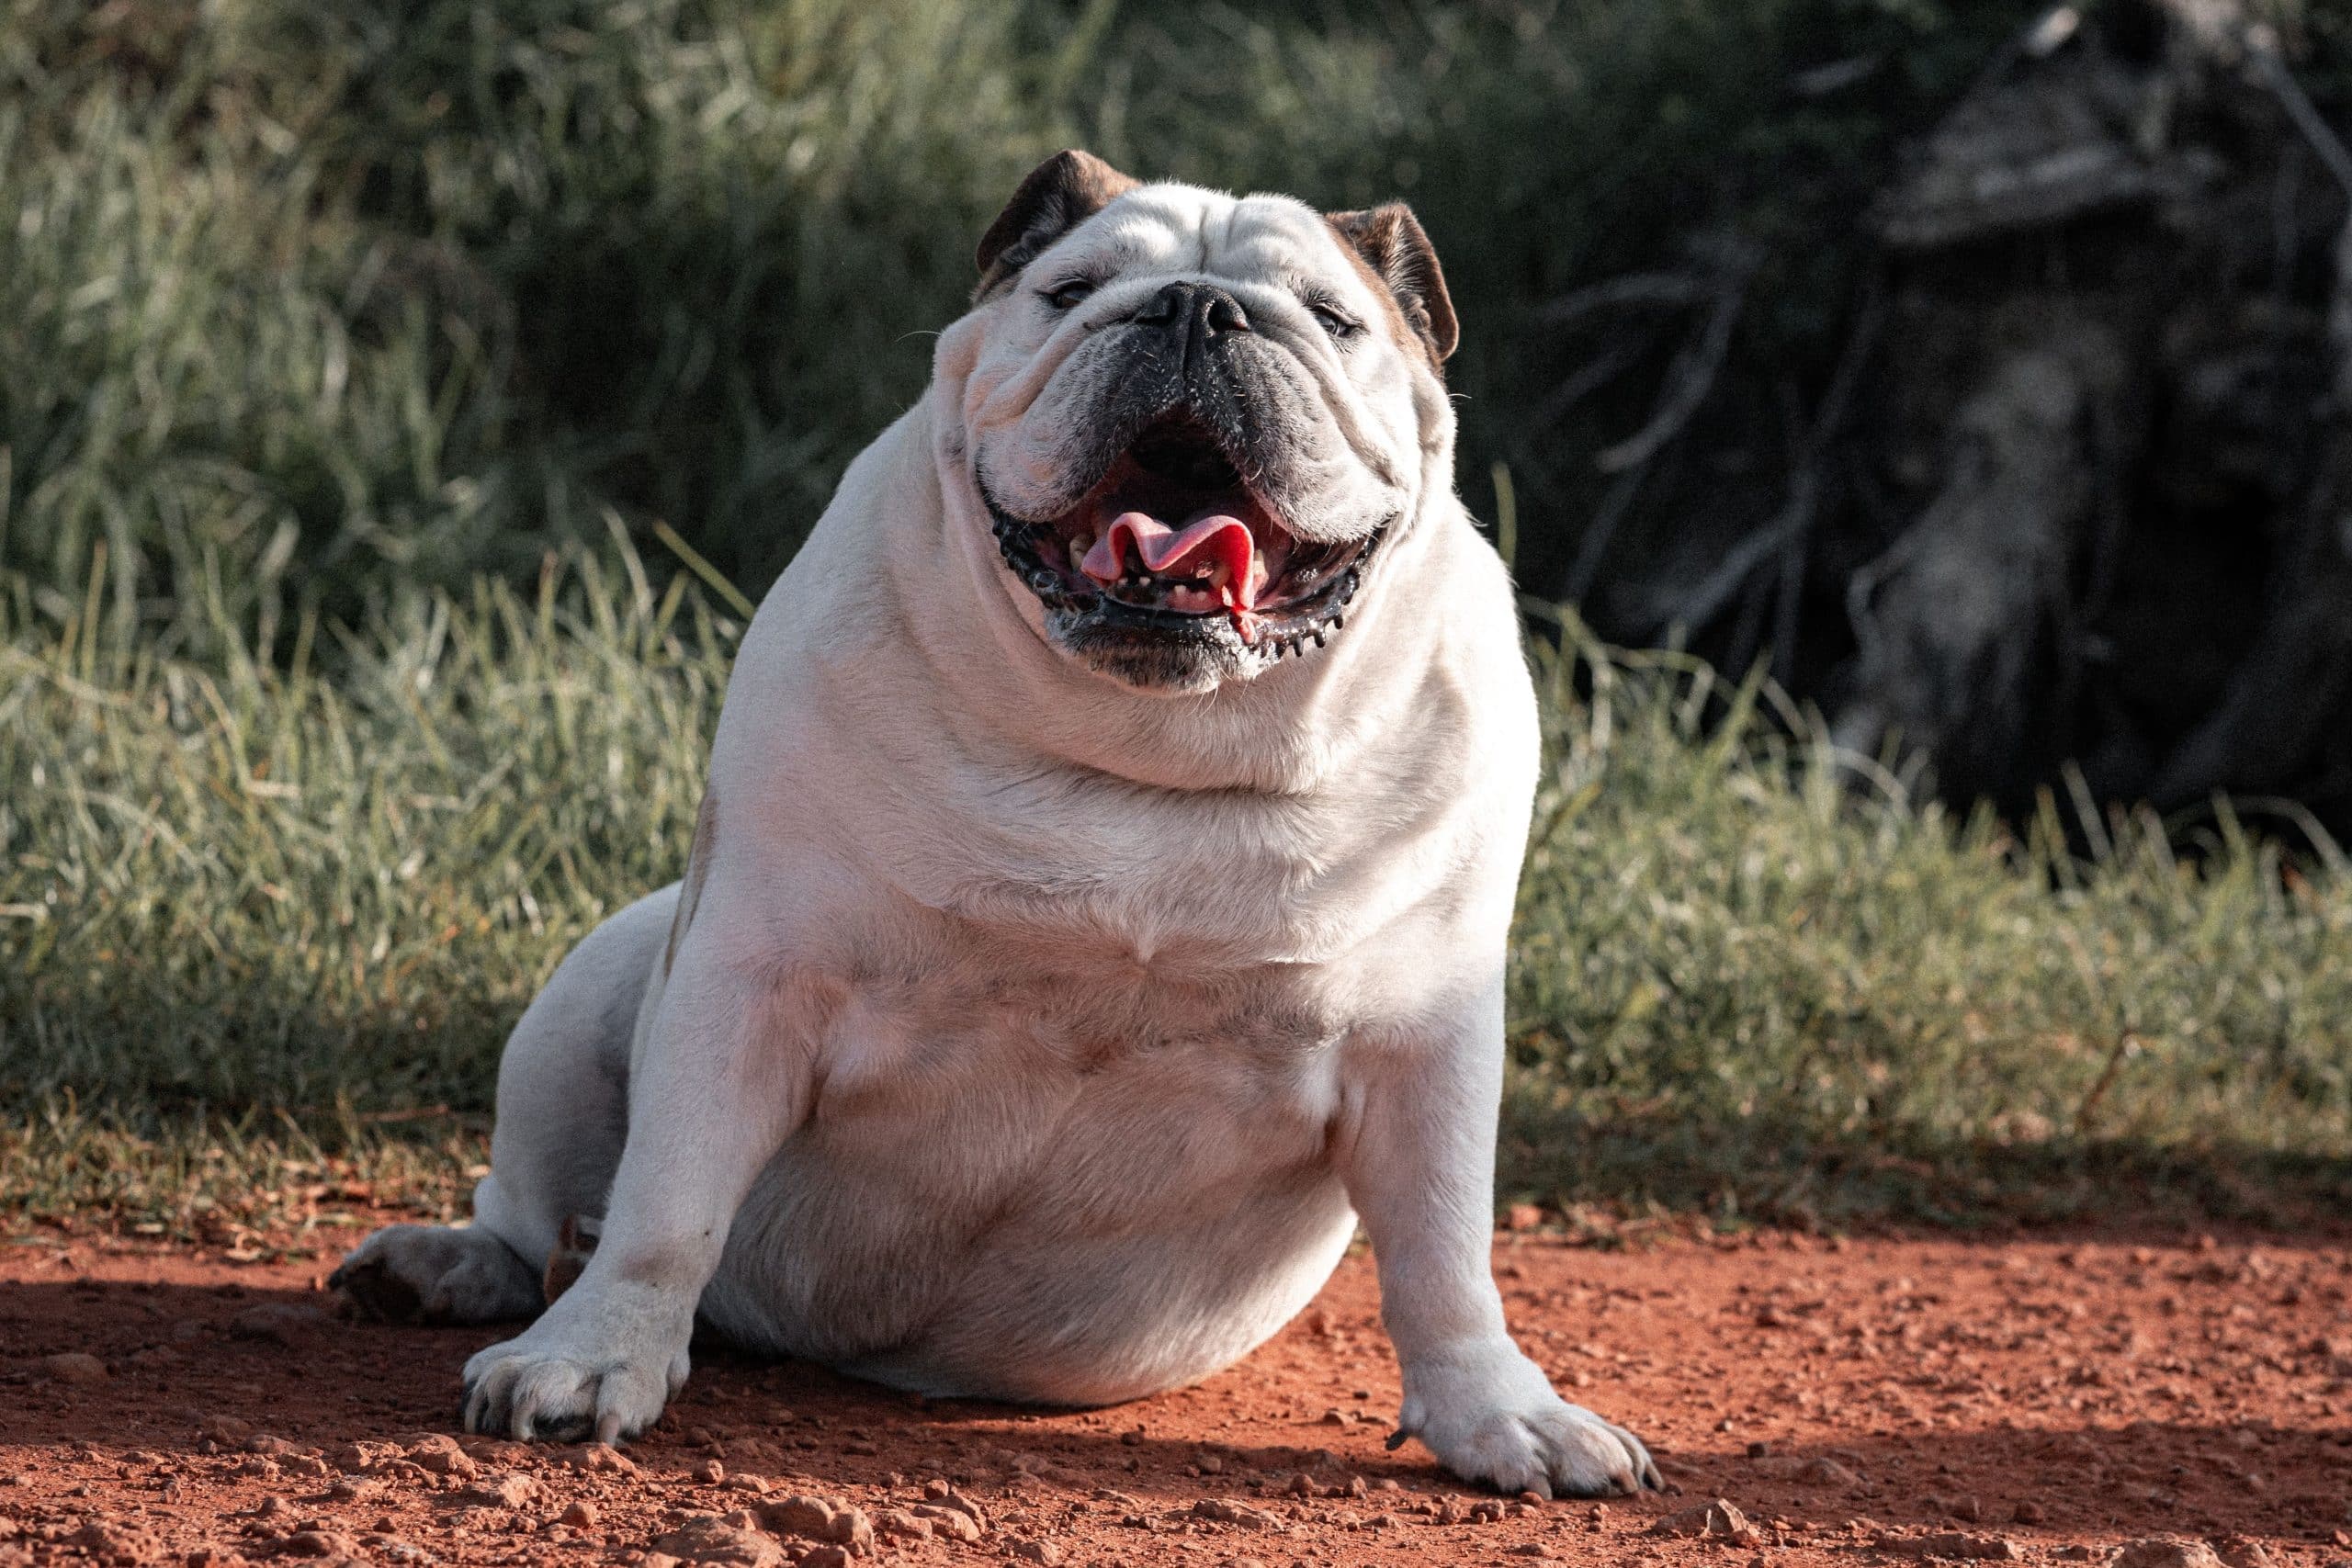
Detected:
left=1050, top=185, right=1342, bottom=285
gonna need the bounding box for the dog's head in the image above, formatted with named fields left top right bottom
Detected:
left=943, top=152, right=1457, bottom=694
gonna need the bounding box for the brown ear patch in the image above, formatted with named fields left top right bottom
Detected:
left=662, top=784, right=719, bottom=980
left=975, top=150, right=1138, bottom=300
left=1325, top=204, right=1458, bottom=364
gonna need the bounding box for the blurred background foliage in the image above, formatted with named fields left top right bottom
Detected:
left=0, top=0, right=2071, bottom=645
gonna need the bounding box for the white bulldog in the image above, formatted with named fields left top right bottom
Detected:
left=332, top=152, right=1659, bottom=1499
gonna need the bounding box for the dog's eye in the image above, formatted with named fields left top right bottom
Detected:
left=1307, top=300, right=1360, bottom=340
left=1042, top=278, right=1097, bottom=310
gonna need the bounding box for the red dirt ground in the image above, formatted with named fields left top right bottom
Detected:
left=4, top=1222, right=2350, bottom=1568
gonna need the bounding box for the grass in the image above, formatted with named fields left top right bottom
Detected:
left=6, top=544, right=2347, bottom=1243
left=0, top=0, right=2054, bottom=630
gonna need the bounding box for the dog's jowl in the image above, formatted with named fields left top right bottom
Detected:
left=332, top=151, right=1660, bottom=1499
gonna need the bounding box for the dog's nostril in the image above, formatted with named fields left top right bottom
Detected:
left=1133, top=281, right=1250, bottom=337
left=1131, top=290, right=1181, bottom=327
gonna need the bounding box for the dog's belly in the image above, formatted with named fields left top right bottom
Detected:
left=690, top=976, right=1360, bottom=1404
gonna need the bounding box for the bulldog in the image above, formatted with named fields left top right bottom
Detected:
left=331, top=152, right=1660, bottom=1498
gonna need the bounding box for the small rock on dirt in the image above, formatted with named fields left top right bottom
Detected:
left=562, top=1443, right=638, bottom=1475
left=2213, top=1538, right=2276, bottom=1568
left=1193, top=1499, right=1285, bottom=1530
left=275, top=1531, right=364, bottom=1560
left=1872, top=1530, right=2022, bottom=1560
left=401, top=1435, right=478, bottom=1479
left=37, top=1352, right=107, bottom=1384
left=67, top=1521, right=166, bottom=1564
left=2116, top=1541, right=2225, bottom=1568
left=465, top=1472, right=542, bottom=1510
left=560, top=1500, right=598, bottom=1529
left=874, top=1508, right=932, bottom=1541
left=1011, top=1541, right=1066, bottom=1565
left=1651, top=1500, right=1763, bottom=1547
left=651, top=1517, right=788, bottom=1568
left=227, top=1303, right=327, bottom=1346
left=196, top=1414, right=254, bottom=1446
left=912, top=1503, right=984, bottom=1542
left=752, top=1495, right=870, bottom=1551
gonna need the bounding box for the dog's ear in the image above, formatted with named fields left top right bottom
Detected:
left=976, top=151, right=1138, bottom=299
left=1325, top=203, right=1458, bottom=363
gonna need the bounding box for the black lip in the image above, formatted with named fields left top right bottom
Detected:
left=980, top=485, right=1384, bottom=660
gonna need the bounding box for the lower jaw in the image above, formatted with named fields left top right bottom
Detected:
left=992, top=523, right=1372, bottom=664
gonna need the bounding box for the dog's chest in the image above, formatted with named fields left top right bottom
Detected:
left=780, top=919, right=1356, bottom=1220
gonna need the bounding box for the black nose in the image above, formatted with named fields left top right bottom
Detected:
left=1130, top=280, right=1250, bottom=338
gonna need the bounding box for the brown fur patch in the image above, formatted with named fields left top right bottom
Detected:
left=541, top=1213, right=600, bottom=1305
left=662, top=784, right=719, bottom=979
left=1324, top=205, right=1458, bottom=366
left=974, top=150, right=1138, bottom=300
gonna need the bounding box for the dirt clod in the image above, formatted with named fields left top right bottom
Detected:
left=2116, top=1540, right=2225, bottom=1568
left=1872, top=1530, right=2022, bottom=1560
left=37, top=1352, right=107, bottom=1384
left=650, top=1517, right=786, bottom=1567
left=1652, top=1500, right=1762, bottom=1546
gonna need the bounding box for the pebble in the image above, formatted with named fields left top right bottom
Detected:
left=752, top=1495, right=872, bottom=1551
left=38, top=1352, right=107, bottom=1385
left=275, top=1530, right=364, bottom=1559
left=2116, top=1541, right=2225, bottom=1568
left=1010, top=1540, right=1065, bottom=1565
left=465, top=1472, right=542, bottom=1510
left=226, top=1303, right=328, bottom=1346
left=563, top=1443, right=639, bottom=1474
left=1649, top=1500, right=1764, bottom=1548
left=401, top=1435, right=477, bottom=1480
left=651, top=1516, right=787, bottom=1567
left=1871, top=1530, right=2022, bottom=1560
left=874, top=1508, right=933, bottom=1541
left=912, top=1503, right=985, bottom=1542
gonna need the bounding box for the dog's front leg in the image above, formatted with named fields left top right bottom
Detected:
left=1340, top=976, right=1661, bottom=1498
left=461, top=946, right=804, bottom=1443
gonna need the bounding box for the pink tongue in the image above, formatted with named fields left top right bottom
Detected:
left=1080, top=511, right=1261, bottom=618
left=1081, top=510, right=1270, bottom=644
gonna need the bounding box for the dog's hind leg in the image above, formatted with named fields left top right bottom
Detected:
left=332, top=885, right=676, bottom=1325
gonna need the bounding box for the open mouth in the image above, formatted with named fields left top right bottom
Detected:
left=984, top=413, right=1381, bottom=656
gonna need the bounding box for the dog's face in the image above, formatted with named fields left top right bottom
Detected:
left=950, top=152, right=1458, bottom=693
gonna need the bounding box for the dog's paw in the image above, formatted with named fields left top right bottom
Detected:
left=1395, top=1341, right=1661, bottom=1498
left=331, top=1224, right=541, bottom=1325
left=459, top=1283, right=690, bottom=1443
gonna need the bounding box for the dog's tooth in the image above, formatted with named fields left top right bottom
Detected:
left=1067, top=536, right=1087, bottom=571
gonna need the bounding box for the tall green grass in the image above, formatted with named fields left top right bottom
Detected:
left=6, top=544, right=2346, bottom=1235
left=0, top=0, right=2046, bottom=632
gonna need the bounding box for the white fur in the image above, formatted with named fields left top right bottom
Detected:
left=338, top=181, right=1657, bottom=1497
